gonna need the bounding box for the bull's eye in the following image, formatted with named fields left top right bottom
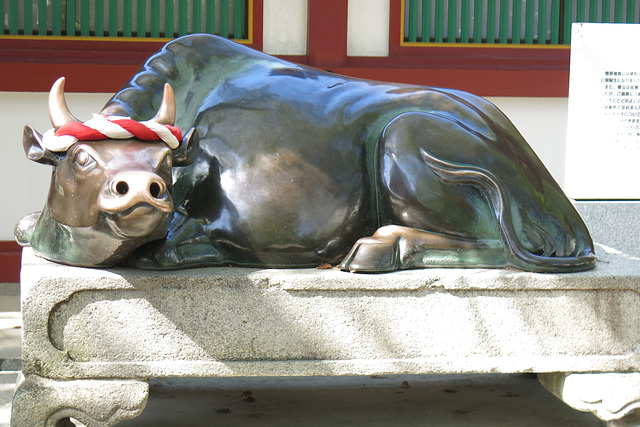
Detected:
left=74, top=149, right=95, bottom=169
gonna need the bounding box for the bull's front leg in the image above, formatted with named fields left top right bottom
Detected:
left=130, top=146, right=262, bottom=269
left=128, top=210, right=222, bottom=269
left=130, top=204, right=261, bottom=269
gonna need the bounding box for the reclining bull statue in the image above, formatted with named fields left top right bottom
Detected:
left=15, top=34, right=595, bottom=273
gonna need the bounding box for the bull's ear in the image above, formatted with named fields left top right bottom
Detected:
left=173, top=127, right=199, bottom=166
left=23, top=125, right=61, bottom=166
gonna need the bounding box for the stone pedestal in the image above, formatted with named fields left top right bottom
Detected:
left=12, top=244, right=640, bottom=426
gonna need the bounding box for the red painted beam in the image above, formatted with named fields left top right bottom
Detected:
left=307, top=0, right=348, bottom=68
left=0, top=241, right=21, bottom=284
left=0, top=38, right=168, bottom=66
left=250, top=0, right=264, bottom=52
left=1, top=57, right=570, bottom=97
left=389, top=0, right=404, bottom=55
left=2, top=62, right=140, bottom=93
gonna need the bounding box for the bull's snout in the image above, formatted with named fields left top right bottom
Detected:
left=99, top=171, right=174, bottom=215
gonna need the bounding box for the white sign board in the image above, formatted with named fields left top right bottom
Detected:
left=565, top=23, right=640, bottom=199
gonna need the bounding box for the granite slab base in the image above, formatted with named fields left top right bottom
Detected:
left=11, top=245, right=640, bottom=426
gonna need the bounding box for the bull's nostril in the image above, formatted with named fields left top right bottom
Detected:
left=150, top=182, right=162, bottom=198
left=116, top=181, right=129, bottom=195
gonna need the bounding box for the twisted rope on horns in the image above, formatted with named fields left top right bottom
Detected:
left=43, top=115, right=183, bottom=152
left=42, top=77, right=182, bottom=152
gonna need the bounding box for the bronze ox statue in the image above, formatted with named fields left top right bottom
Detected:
left=15, top=34, right=595, bottom=273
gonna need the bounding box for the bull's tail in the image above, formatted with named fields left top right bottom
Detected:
left=419, top=148, right=596, bottom=273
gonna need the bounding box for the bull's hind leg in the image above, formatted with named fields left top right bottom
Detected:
left=341, top=111, right=509, bottom=273
left=339, top=225, right=505, bottom=272
left=342, top=109, right=595, bottom=273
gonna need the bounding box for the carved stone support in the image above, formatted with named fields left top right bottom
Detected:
left=11, top=374, right=149, bottom=427
left=539, top=372, right=640, bottom=425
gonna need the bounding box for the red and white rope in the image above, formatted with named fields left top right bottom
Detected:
left=42, top=115, right=182, bottom=152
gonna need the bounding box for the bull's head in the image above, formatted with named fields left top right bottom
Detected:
left=18, top=77, right=198, bottom=267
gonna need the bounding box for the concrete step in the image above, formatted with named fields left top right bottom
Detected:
left=0, top=371, right=19, bottom=427
left=0, top=297, right=20, bottom=372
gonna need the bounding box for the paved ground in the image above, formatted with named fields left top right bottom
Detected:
left=117, top=374, right=607, bottom=427
left=0, top=289, right=607, bottom=426
left=0, top=294, right=20, bottom=373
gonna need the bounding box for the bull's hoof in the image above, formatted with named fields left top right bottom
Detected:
left=339, top=237, right=400, bottom=273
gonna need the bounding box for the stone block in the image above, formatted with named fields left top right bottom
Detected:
left=17, top=243, right=640, bottom=379
left=13, top=244, right=640, bottom=425
left=574, top=201, right=640, bottom=258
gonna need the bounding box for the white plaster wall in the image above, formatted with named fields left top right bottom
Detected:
left=347, top=0, right=390, bottom=57
left=487, top=97, right=569, bottom=188
left=263, top=0, right=308, bottom=55
left=1, top=92, right=112, bottom=240
left=1, top=92, right=568, bottom=240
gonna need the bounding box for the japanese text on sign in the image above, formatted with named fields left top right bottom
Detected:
left=601, top=71, right=640, bottom=147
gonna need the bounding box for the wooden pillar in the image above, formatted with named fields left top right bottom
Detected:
left=307, top=0, right=348, bottom=68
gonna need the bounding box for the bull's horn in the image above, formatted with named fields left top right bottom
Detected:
left=151, top=83, right=176, bottom=125
left=49, top=77, right=79, bottom=129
